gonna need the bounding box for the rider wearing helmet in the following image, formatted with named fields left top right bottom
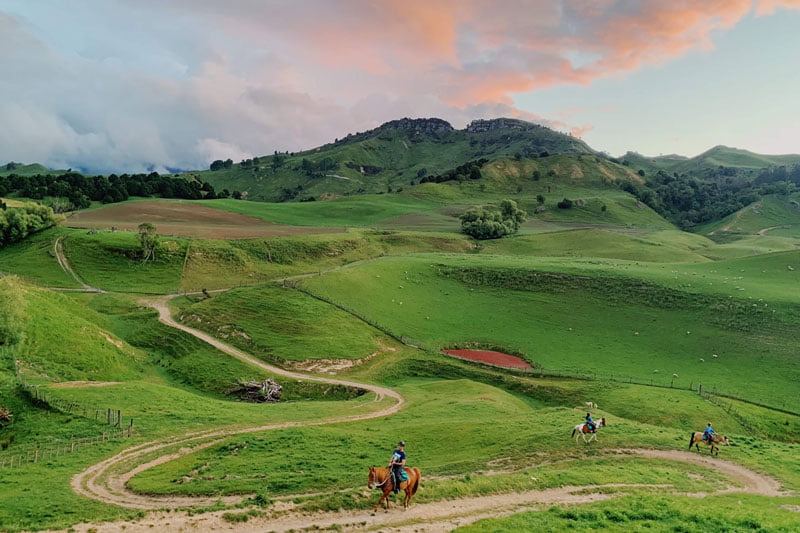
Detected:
left=703, top=423, right=716, bottom=441
left=389, top=441, right=406, bottom=494
left=586, top=413, right=596, bottom=432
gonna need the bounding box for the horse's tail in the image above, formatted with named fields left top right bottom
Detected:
left=410, top=468, right=421, bottom=495
left=688, top=432, right=696, bottom=449
left=571, top=427, right=577, bottom=438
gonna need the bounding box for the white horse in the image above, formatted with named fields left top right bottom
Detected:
left=571, top=417, right=606, bottom=444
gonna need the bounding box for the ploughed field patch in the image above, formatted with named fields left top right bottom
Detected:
left=65, top=200, right=346, bottom=239
left=443, top=349, right=533, bottom=370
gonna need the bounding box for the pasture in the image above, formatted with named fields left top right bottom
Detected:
left=66, top=200, right=346, bottom=238
left=1, top=188, right=799, bottom=532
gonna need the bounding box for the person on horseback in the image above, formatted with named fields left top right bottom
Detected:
left=586, top=412, right=596, bottom=432
left=389, top=441, right=406, bottom=494
left=703, top=423, right=716, bottom=441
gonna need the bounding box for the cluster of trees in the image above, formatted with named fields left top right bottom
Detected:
left=0, top=202, right=58, bottom=247
left=209, top=159, right=234, bottom=171
left=419, top=159, right=488, bottom=184
left=460, top=199, right=527, bottom=240
left=299, top=157, right=338, bottom=177
left=0, top=172, right=234, bottom=212
left=618, top=170, right=788, bottom=230
left=754, top=164, right=800, bottom=186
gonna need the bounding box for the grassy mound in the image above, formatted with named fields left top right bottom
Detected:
left=172, top=285, right=387, bottom=363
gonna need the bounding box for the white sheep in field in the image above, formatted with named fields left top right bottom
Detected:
left=653, top=370, right=659, bottom=374
left=686, top=331, right=691, bottom=335
left=585, top=402, right=598, bottom=409
left=700, top=358, right=705, bottom=362
left=712, top=354, right=718, bottom=359
left=634, top=332, right=640, bottom=336
left=672, top=373, right=679, bottom=378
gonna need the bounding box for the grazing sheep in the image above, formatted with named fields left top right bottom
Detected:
left=634, top=332, right=640, bottom=336
left=568, top=327, right=573, bottom=331
left=686, top=331, right=691, bottom=335
left=585, top=402, right=598, bottom=409
left=712, top=354, right=718, bottom=359
left=673, top=373, right=679, bottom=378
left=700, top=358, right=705, bottom=362
left=653, top=370, right=659, bottom=374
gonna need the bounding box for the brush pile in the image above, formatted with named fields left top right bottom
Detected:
left=0, top=407, right=13, bottom=428
left=227, top=379, right=282, bottom=403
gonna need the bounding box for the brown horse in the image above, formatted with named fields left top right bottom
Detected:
left=689, top=432, right=729, bottom=456
left=367, top=466, right=421, bottom=512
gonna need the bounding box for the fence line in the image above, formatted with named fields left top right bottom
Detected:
left=288, top=284, right=800, bottom=418
left=12, top=360, right=137, bottom=433
left=0, top=426, right=130, bottom=470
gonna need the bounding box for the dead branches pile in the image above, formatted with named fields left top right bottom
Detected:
left=227, top=379, right=282, bottom=403
left=0, top=407, right=13, bottom=428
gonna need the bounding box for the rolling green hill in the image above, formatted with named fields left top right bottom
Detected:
left=190, top=118, right=597, bottom=201
left=0, top=162, right=64, bottom=177
left=622, top=145, right=800, bottom=182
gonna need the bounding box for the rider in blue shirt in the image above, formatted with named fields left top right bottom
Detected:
left=586, top=413, right=596, bottom=432
left=703, top=423, right=715, bottom=441
left=389, top=441, right=406, bottom=494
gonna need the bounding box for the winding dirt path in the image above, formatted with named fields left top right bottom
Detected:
left=53, top=243, right=785, bottom=532
left=70, top=296, right=404, bottom=510
left=60, top=449, right=783, bottom=533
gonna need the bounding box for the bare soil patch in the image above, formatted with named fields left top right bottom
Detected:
left=50, top=381, right=121, bottom=389
left=65, top=201, right=345, bottom=239
left=443, top=349, right=533, bottom=370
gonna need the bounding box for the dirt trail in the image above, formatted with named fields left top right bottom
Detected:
left=70, top=296, right=404, bottom=510
left=55, top=254, right=785, bottom=532
left=757, top=225, right=790, bottom=236
left=53, top=236, right=104, bottom=292
left=58, top=449, right=783, bottom=533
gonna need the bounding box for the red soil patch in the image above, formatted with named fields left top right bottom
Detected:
left=65, top=201, right=345, bottom=239
left=443, top=349, right=532, bottom=370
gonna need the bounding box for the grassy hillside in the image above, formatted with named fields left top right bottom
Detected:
left=303, top=255, right=800, bottom=408
left=697, top=193, right=800, bottom=238
left=0, top=162, right=64, bottom=177
left=623, top=146, right=800, bottom=182
left=191, top=118, right=597, bottom=201
left=171, top=285, right=388, bottom=364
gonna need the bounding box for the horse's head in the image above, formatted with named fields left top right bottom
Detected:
left=600, top=417, right=606, bottom=427
left=718, top=435, right=730, bottom=446
left=367, top=467, right=376, bottom=489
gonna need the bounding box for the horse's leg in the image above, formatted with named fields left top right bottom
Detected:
left=404, top=488, right=410, bottom=509
left=373, top=492, right=384, bottom=514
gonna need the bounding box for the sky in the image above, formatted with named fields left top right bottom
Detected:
left=1, top=0, right=799, bottom=174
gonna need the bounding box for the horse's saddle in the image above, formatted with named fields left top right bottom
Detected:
left=582, top=424, right=596, bottom=434
left=393, top=468, right=409, bottom=482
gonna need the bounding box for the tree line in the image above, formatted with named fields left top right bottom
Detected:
left=420, top=159, right=488, bottom=184
left=619, top=169, right=798, bottom=230
left=0, top=172, right=240, bottom=212
left=0, top=202, right=58, bottom=247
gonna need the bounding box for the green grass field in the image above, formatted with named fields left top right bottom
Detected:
left=1, top=170, right=799, bottom=532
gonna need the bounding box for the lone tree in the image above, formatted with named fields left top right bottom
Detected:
left=460, top=199, right=526, bottom=240
left=137, top=222, right=159, bottom=262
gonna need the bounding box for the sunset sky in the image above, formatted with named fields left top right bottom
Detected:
left=2, top=0, right=799, bottom=173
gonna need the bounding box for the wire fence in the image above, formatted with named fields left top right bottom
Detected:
left=291, top=284, right=800, bottom=419
left=0, top=427, right=130, bottom=470
left=4, top=359, right=139, bottom=469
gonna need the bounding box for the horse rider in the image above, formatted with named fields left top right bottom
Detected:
left=703, top=423, right=716, bottom=442
left=585, top=412, right=596, bottom=433
left=389, top=441, right=406, bottom=494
